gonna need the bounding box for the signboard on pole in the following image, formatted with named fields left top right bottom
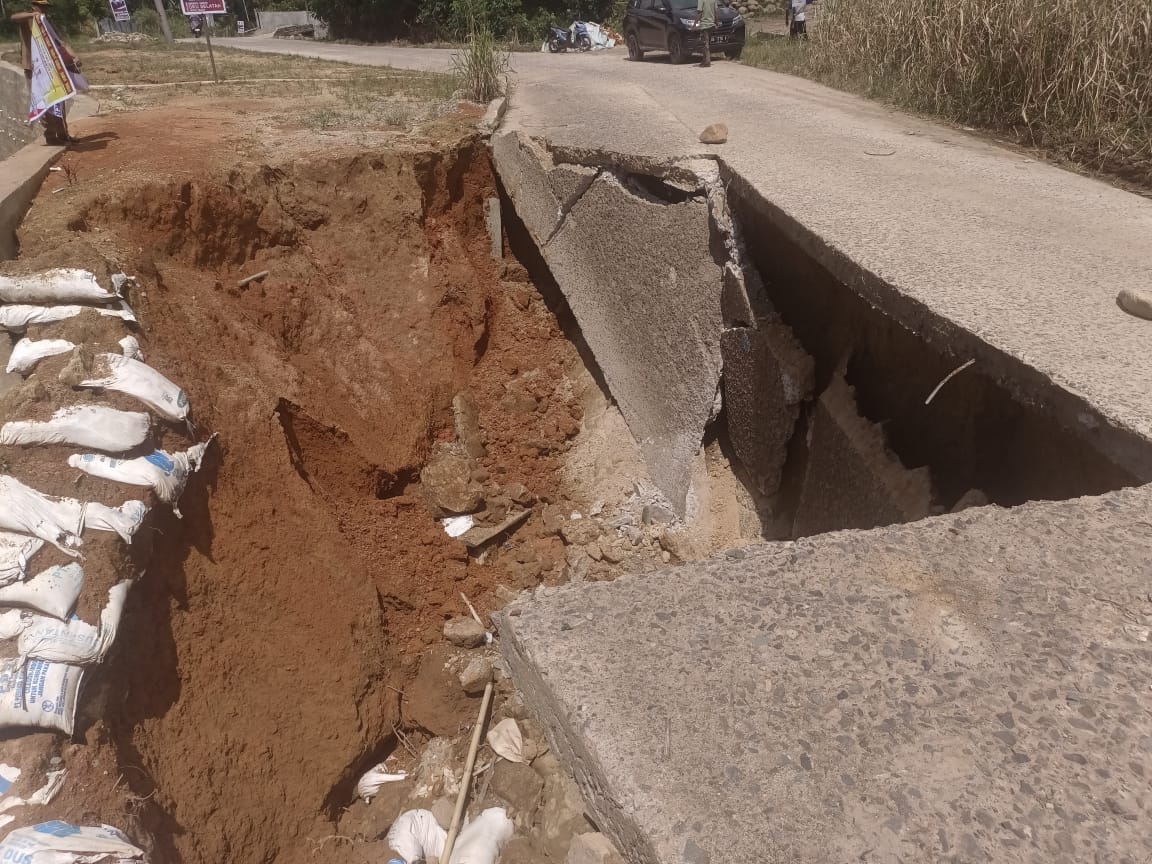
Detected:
left=179, top=0, right=226, bottom=14
left=108, top=0, right=130, bottom=22
left=27, top=16, right=75, bottom=124
left=236, top=19, right=245, bottom=33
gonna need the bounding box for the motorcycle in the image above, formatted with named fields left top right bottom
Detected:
left=546, top=21, right=592, bottom=52
left=189, top=15, right=203, bottom=37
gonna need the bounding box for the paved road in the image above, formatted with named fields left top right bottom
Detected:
left=216, top=35, right=1152, bottom=470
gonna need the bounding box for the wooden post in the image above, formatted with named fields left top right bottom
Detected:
left=204, top=20, right=219, bottom=82
left=151, top=0, right=173, bottom=42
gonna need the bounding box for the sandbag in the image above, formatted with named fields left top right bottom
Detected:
left=0, top=303, right=136, bottom=333
left=0, top=532, right=44, bottom=587
left=1, top=406, right=151, bottom=452
left=355, top=763, right=408, bottom=802
left=18, top=581, right=129, bottom=664
left=0, top=477, right=148, bottom=554
left=0, top=563, right=83, bottom=620
left=0, top=657, right=83, bottom=734
left=68, top=438, right=213, bottom=517
left=0, top=822, right=145, bottom=863
left=6, top=338, right=75, bottom=375
left=386, top=808, right=513, bottom=864
left=118, top=335, right=143, bottom=361
left=0, top=269, right=117, bottom=304
left=79, top=354, right=189, bottom=422
left=0, top=610, right=24, bottom=641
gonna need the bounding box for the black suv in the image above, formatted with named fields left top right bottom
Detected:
left=623, top=0, right=745, bottom=63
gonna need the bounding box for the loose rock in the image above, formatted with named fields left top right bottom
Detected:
left=641, top=502, right=676, bottom=525
left=421, top=444, right=482, bottom=514
left=444, top=616, right=487, bottom=648
left=459, top=656, right=493, bottom=694
left=1117, top=288, right=1152, bottom=321
left=566, top=832, right=625, bottom=864
left=560, top=519, right=601, bottom=546
left=699, top=122, right=729, bottom=145
left=488, top=759, right=545, bottom=823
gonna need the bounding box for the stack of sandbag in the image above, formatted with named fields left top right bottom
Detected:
left=0, top=268, right=214, bottom=856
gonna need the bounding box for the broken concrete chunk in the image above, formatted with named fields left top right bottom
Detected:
left=459, top=656, right=493, bottom=694
left=1117, top=288, right=1152, bottom=321
left=699, top=122, right=729, bottom=144
left=566, top=833, right=625, bottom=864
left=488, top=759, right=544, bottom=823
left=560, top=518, right=601, bottom=547
left=421, top=444, right=482, bottom=514
left=793, top=375, right=932, bottom=537
left=460, top=508, right=532, bottom=549
left=721, top=322, right=815, bottom=497
left=444, top=616, right=487, bottom=648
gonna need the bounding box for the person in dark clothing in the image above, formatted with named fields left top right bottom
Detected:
left=695, top=0, right=717, bottom=67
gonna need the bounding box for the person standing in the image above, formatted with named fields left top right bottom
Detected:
left=10, top=0, right=79, bottom=145
left=789, top=0, right=812, bottom=38
left=695, top=0, right=717, bottom=67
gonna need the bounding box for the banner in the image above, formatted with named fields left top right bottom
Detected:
left=109, top=0, right=130, bottom=22
left=180, top=0, right=226, bottom=13
left=27, top=16, right=75, bottom=125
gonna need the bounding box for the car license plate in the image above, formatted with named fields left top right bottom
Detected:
left=710, top=34, right=731, bottom=44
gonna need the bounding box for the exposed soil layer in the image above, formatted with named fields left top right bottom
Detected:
left=10, top=109, right=598, bottom=864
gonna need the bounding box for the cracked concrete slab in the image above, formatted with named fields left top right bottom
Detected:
left=494, top=131, right=729, bottom=513
left=793, top=374, right=932, bottom=536
left=499, top=485, right=1152, bottom=864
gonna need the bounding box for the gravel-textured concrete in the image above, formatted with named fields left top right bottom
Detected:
left=214, top=38, right=1152, bottom=478
left=500, top=486, right=1152, bottom=864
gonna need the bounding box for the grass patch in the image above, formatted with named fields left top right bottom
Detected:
left=451, top=22, right=511, bottom=102
left=743, top=0, right=1152, bottom=189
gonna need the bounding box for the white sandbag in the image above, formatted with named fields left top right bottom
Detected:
left=0, top=563, right=84, bottom=620
left=0, top=477, right=84, bottom=555
left=6, top=339, right=75, bottom=375
left=386, top=808, right=513, bottom=864
left=452, top=808, right=514, bottom=864
left=0, top=610, right=24, bottom=641
left=82, top=500, right=148, bottom=544
left=1, top=406, right=151, bottom=452
left=118, top=335, right=143, bottom=361
left=0, top=303, right=136, bottom=333
left=0, top=767, right=66, bottom=824
left=0, top=657, right=83, bottom=734
left=79, top=354, right=189, bottom=422
left=0, top=269, right=117, bottom=304
left=355, top=763, right=408, bottom=802
left=0, top=531, right=44, bottom=587
left=68, top=438, right=212, bottom=517
left=0, top=822, right=145, bottom=863
left=18, top=581, right=129, bottom=665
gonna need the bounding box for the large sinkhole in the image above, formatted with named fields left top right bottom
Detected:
left=0, top=129, right=1142, bottom=864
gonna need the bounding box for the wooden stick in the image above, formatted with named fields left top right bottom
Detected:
left=442, top=681, right=493, bottom=864
left=924, top=358, right=974, bottom=405
left=236, top=270, right=269, bottom=288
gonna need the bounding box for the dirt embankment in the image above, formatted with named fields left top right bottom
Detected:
left=11, top=109, right=591, bottom=864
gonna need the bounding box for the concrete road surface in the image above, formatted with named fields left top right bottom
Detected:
left=215, top=35, right=1152, bottom=476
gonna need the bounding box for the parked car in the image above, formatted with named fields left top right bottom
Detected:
left=623, top=0, right=745, bottom=63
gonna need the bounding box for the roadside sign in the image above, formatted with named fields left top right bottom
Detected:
left=180, top=0, right=227, bottom=14
left=108, top=0, right=130, bottom=22
left=236, top=20, right=245, bottom=33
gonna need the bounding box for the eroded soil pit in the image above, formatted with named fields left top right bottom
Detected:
left=4, top=107, right=738, bottom=864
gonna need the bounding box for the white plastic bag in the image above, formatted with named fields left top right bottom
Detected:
left=0, top=531, right=44, bottom=587
left=0, top=563, right=84, bottom=620
left=0, top=303, right=136, bottom=333
left=0, top=657, right=83, bottom=734
left=355, top=763, right=408, bottom=802
left=6, top=339, right=76, bottom=375
left=0, top=767, right=66, bottom=826
left=1, top=406, right=151, bottom=452
left=486, top=718, right=526, bottom=763
left=17, top=581, right=129, bottom=665
left=0, top=269, right=118, bottom=304
left=386, top=808, right=513, bottom=864
left=68, top=438, right=213, bottom=517
left=0, top=822, right=145, bottom=863
left=79, top=354, right=189, bottom=422
left=118, top=335, right=143, bottom=361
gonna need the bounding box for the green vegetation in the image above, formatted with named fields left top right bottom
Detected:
left=744, top=0, right=1152, bottom=184
left=451, top=15, right=511, bottom=101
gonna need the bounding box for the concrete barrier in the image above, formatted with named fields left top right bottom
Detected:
left=0, top=62, right=38, bottom=161
left=254, top=10, right=329, bottom=38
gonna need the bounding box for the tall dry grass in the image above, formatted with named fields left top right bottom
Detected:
left=806, top=0, right=1151, bottom=175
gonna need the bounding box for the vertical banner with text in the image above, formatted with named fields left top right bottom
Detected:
left=108, top=0, right=131, bottom=22
left=27, top=15, right=75, bottom=124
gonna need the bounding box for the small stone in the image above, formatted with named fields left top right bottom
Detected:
left=459, top=656, right=493, bottom=694
left=560, top=519, right=601, bottom=546
left=641, top=503, right=676, bottom=525
left=598, top=536, right=624, bottom=564
left=661, top=550, right=671, bottom=563
left=584, top=541, right=603, bottom=562
left=699, top=122, right=729, bottom=145
left=1117, top=288, right=1152, bottom=321
left=500, top=389, right=539, bottom=415
left=494, top=584, right=520, bottom=606
left=431, top=795, right=455, bottom=829
left=444, top=616, right=487, bottom=648
left=505, top=483, right=536, bottom=506
left=421, top=445, right=482, bottom=514
left=566, top=832, right=625, bottom=864
left=488, top=759, right=545, bottom=821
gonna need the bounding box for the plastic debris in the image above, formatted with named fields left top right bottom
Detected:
left=355, top=763, right=409, bottom=802
left=486, top=718, right=526, bottom=763
left=441, top=514, right=474, bottom=538
left=0, top=822, right=145, bottom=863
left=387, top=807, right=513, bottom=864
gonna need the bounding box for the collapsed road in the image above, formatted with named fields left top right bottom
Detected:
left=0, top=33, right=1149, bottom=864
